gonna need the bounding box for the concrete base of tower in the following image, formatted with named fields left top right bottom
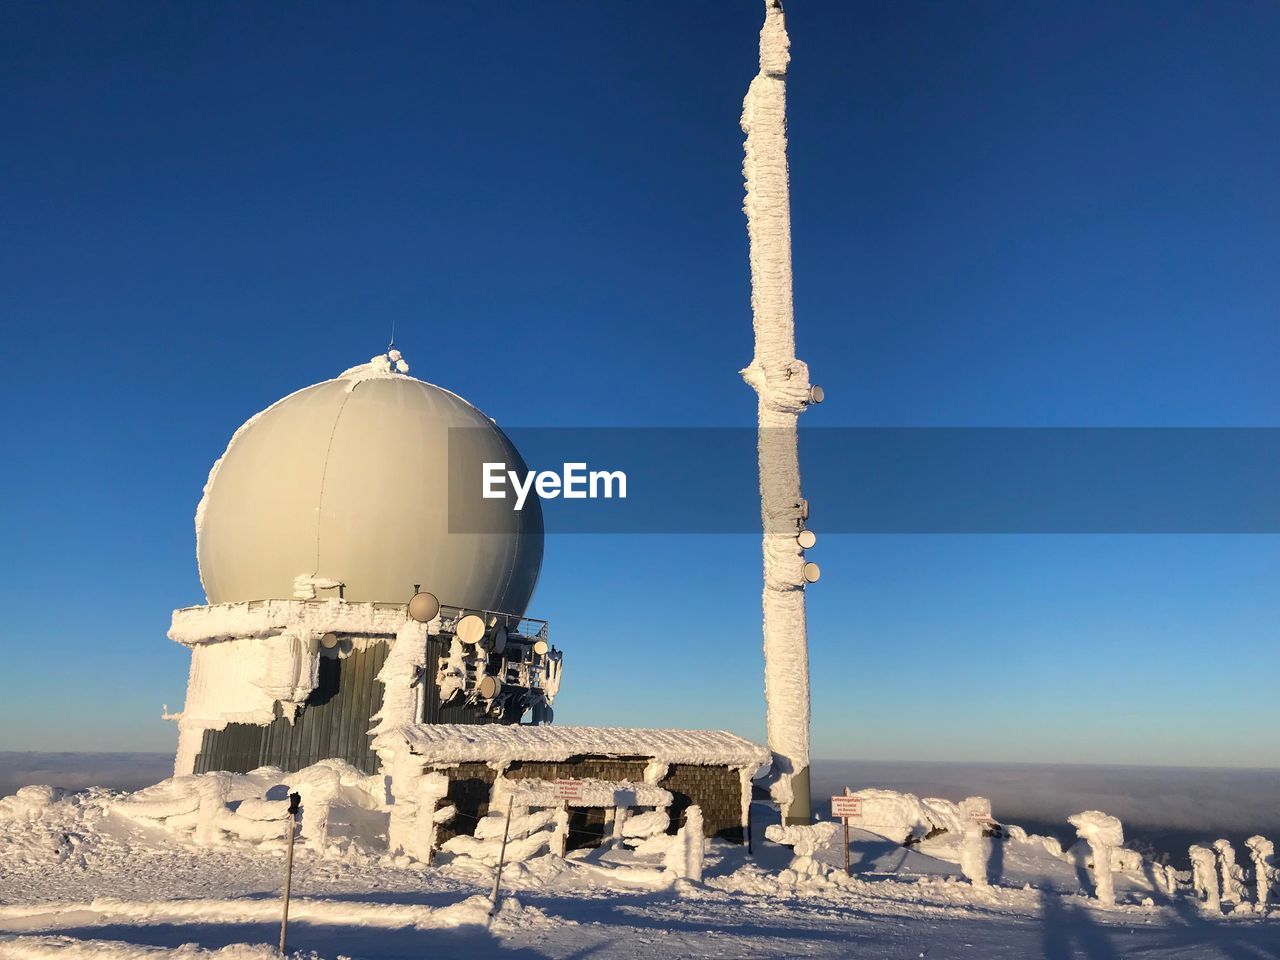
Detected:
left=782, top=765, right=813, bottom=825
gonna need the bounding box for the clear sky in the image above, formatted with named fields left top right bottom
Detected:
left=0, top=1, right=1276, bottom=767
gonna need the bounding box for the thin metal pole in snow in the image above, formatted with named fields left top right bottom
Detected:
left=842, top=786, right=852, bottom=876
left=489, top=794, right=515, bottom=914
left=279, top=791, right=301, bottom=956
left=843, top=816, right=851, bottom=877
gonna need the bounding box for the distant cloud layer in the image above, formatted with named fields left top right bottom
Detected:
left=0, top=752, right=173, bottom=797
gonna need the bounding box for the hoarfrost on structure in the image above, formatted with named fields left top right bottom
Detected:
left=1068, top=810, right=1124, bottom=906
left=1213, top=838, right=1247, bottom=903
left=740, top=0, right=815, bottom=822
left=1246, top=835, right=1275, bottom=908
left=1190, top=844, right=1221, bottom=913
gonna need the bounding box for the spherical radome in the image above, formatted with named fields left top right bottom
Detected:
left=195, top=357, right=542, bottom=614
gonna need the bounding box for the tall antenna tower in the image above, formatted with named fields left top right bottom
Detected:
left=740, top=0, right=820, bottom=825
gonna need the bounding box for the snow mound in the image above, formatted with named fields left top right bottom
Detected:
left=111, top=761, right=388, bottom=853
left=0, top=786, right=70, bottom=822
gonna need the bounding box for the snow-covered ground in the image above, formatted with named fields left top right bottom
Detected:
left=1, top=777, right=1275, bottom=960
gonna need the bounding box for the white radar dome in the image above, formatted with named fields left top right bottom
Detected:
left=195, top=351, right=542, bottom=613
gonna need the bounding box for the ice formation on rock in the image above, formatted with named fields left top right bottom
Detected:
left=1212, top=838, right=1247, bottom=903
left=1245, top=835, right=1274, bottom=909
left=1067, top=811, right=1123, bottom=906
left=765, top=821, right=840, bottom=879
left=740, top=0, right=816, bottom=825
left=1190, top=844, right=1221, bottom=913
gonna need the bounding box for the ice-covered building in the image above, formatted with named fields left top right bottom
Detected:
left=169, top=350, right=550, bottom=777
left=166, top=351, right=766, bottom=846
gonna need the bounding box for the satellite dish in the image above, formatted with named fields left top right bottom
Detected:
left=809, top=385, right=825, bottom=404
left=797, top=529, right=817, bottom=549
left=408, top=591, right=440, bottom=623
left=455, top=614, right=486, bottom=645
left=490, top=625, right=507, bottom=654
left=532, top=639, right=549, bottom=656
left=802, top=562, right=821, bottom=583
left=320, top=632, right=340, bottom=649
left=478, top=675, right=502, bottom=700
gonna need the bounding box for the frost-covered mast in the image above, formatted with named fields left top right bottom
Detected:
left=741, top=0, right=818, bottom=825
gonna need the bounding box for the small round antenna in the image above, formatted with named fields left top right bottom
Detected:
left=409, top=591, right=440, bottom=623
left=455, top=614, right=486, bottom=645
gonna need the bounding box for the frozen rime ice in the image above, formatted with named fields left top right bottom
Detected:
left=292, top=574, right=344, bottom=599
left=1246, top=835, right=1275, bottom=909
left=112, top=761, right=386, bottom=853
left=167, top=599, right=412, bottom=775
left=835, top=788, right=978, bottom=845
left=169, top=634, right=319, bottom=776
left=740, top=0, right=815, bottom=824
left=1213, top=838, right=1247, bottom=903
left=4, top=776, right=1268, bottom=941
left=496, top=779, right=672, bottom=811
left=766, top=821, right=840, bottom=880
left=1068, top=811, right=1123, bottom=905
left=396, top=724, right=770, bottom=769
left=962, top=798, right=988, bottom=885
left=664, top=806, right=705, bottom=883
left=1190, top=844, right=1222, bottom=913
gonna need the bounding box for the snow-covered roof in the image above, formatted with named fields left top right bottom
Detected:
left=398, top=724, right=770, bottom=768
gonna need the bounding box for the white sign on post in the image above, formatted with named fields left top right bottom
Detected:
left=831, top=795, right=862, bottom=819
left=554, top=780, right=583, bottom=802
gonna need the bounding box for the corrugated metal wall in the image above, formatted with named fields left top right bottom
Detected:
left=194, top=635, right=519, bottom=776
left=195, top=641, right=389, bottom=775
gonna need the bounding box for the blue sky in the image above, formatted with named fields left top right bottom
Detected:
left=0, top=1, right=1276, bottom=766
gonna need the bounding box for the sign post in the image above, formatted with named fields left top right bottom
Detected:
left=279, top=791, right=301, bottom=956
left=554, top=779, right=583, bottom=802
left=556, top=781, right=581, bottom=847
left=489, top=794, right=515, bottom=915
left=831, top=794, right=862, bottom=877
